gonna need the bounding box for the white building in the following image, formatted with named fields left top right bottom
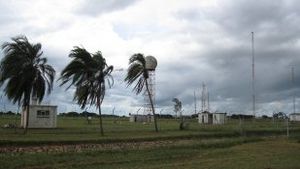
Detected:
left=129, top=114, right=154, bottom=123
left=212, top=113, right=226, bottom=124
left=289, top=113, right=300, bottom=122
left=198, top=111, right=212, bottom=124
left=21, top=99, right=57, bottom=128
left=198, top=112, right=226, bottom=125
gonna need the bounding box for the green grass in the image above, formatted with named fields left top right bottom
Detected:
left=1, top=116, right=299, bottom=143
left=0, top=137, right=299, bottom=169
left=1, top=115, right=300, bottom=168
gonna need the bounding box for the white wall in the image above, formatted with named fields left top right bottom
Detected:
left=213, top=113, right=226, bottom=124
left=198, top=113, right=226, bottom=124
left=129, top=114, right=153, bottom=123
left=290, top=114, right=300, bottom=122
left=21, top=105, right=57, bottom=128
left=198, top=113, right=210, bottom=124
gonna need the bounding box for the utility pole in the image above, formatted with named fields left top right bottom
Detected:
left=112, top=107, right=116, bottom=123
left=251, top=32, right=256, bottom=120
left=287, top=117, right=289, bottom=138
left=112, top=107, right=115, bottom=116
left=287, top=66, right=295, bottom=138
left=201, top=84, right=204, bottom=113
left=292, top=67, right=295, bottom=114
left=136, top=107, right=141, bottom=115
left=201, top=83, right=207, bottom=112
left=194, top=91, right=197, bottom=114
left=207, top=92, right=210, bottom=112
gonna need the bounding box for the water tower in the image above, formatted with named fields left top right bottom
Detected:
left=143, top=56, right=157, bottom=115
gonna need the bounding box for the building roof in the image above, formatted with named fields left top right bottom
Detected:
left=130, top=114, right=152, bottom=116
left=199, top=111, right=226, bottom=115
left=290, top=113, right=300, bottom=115
left=30, top=104, right=57, bottom=107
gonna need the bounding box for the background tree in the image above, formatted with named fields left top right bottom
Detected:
left=60, top=46, right=113, bottom=136
left=0, top=35, right=55, bottom=133
left=172, top=98, right=185, bottom=130
left=125, top=53, right=158, bottom=132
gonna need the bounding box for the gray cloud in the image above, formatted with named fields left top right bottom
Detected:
left=1, top=0, right=300, bottom=117
left=75, top=0, right=138, bottom=16
left=151, top=0, right=300, bottom=116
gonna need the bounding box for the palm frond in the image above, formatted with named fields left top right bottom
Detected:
left=129, top=53, right=146, bottom=66
left=60, top=47, right=114, bottom=109
left=0, top=35, right=56, bottom=106
left=125, top=53, right=149, bottom=94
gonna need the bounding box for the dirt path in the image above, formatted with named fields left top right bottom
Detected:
left=0, top=139, right=198, bottom=153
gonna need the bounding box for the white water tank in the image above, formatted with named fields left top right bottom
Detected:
left=145, top=56, right=157, bottom=70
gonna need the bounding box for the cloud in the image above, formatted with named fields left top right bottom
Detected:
left=142, top=0, right=300, bottom=116
left=75, top=0, right=138, bottom=16
left=0, top=0, right=300, bottom=117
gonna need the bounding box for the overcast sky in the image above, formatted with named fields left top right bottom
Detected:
left=0, top=0, right=300, bottom=116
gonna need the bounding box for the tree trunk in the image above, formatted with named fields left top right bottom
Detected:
left=23, top=95, right=30, bottom=134
left=98, top=106, right=104, bottom=136
left=24, top=105, right=29, bottom=134
left=145, top=79, right=158, bottom=132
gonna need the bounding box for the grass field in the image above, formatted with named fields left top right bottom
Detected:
left=1, top=115, right=300, bottom=169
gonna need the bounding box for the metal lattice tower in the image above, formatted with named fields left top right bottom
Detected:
left=201, top=83, right=209, bottom=112
left=207, top=92, right=210, bottom=112
left=143, top=70, right=156, bottom=115
left=201, top=83, right=205, bottom=112
left=143, top=56, right=157, bottom=115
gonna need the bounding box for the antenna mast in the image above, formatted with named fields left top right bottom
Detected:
left=207, top=91, right=210, bottom=112
left=251, top=32, right=256, bottom=118
left=194, top=91, right=197, bottom=114
left=292, top=67, right=295, bottom=114
left=201, top=83, right=206, bottom=112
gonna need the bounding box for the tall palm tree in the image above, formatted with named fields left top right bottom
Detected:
left=60, top=46, right=113, bottom=136
left=125, top=53, right=158, bottom=132
left=0, top=35, right=56, bottom=133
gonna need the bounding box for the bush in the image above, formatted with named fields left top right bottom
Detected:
left=179, top=122, right=189, bottom=130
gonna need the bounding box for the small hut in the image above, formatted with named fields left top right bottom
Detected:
left=289, top=113, right=300, bottom=122
left=212, top=113, right=226, bottom=124
left=21, top=98, right=57, bottom=128
left=129, top=114, right=154, bottom=123
left=198, top=111, right=212, bottom=124
left=198, top=111, right=226, bottom=125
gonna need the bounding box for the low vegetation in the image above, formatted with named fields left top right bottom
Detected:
left=0, top=115, right=300, bottom=168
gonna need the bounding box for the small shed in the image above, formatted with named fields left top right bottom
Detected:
left=212, top=113, right=226, bottom=124
left=129, top=114, right=154, bottom=123
left=198, top=112, right=226, bottom=125
left=21, top=103, right=57, bottom=128
left=289, top=113, right=300, bottom=122
left=198, top=111, right=212, bottom=124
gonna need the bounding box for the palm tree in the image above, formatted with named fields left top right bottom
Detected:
left=60, top=46, right=113, bottom=136
left=125, top=53, right=158, bottom=132
left=0, top=35, right=56, bottom=133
